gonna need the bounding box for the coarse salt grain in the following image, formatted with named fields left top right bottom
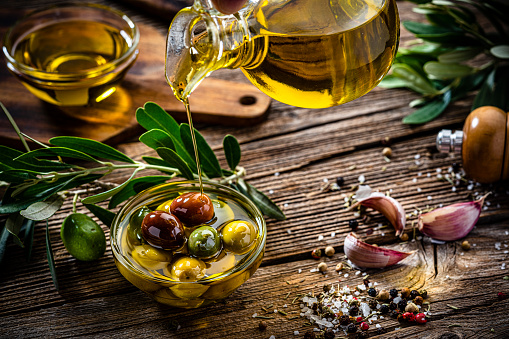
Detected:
left=412, top=178, right=417, bottom=183
left=287, top=229, right=292, bottom=234
left=502, top=263, right=506, bottom=270
left=318, top=235, right=324, bottom=241
left=358, top=175, right=366, bottom=183
left=344, top=273, right=349, bottom=278
left=298, top=269, right=302, bottom=273
left=275, top=172, right=280, bottom=176
left=323, top=178, right=329, bottom=183
left=355, top=271, right=361, bottom=275
left=269, top=190, right=274, bottom=194
left=436, top=168, right=442, bottom=173
left=452, top=186, right=457, bottom=192
left=427, top=172, right=431, bottom=177
left=376, top=324, right=382, bottom=328
left=294, top=331, right=299, bottom=335
left=270, top=336, right=276, bottom=339
left=427, top=196, right=432, bottom=200
left=252, top=313, right=258, bottom=317
left=496, top=242, right=502, bottom=250
left=415, top=154, right=421, bottom=159
left=310, top=268, right=317, bottom=273
left=417, top=187, right=422, bottom=192
left=284, top=203, right=289, bottom=207
left=418, top=172, right=422, bottom=176
left=437, top=174, right=443, bottom=179
left=331, top=232, right=336, bottom=238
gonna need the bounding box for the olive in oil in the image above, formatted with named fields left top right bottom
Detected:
left=9, top=20, right=136, bottom=106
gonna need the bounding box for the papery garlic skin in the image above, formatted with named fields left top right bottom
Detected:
left=418, top=195, right=487, bottom=241
left=353, top=192, right=406, bottom=236
left=344, top=233, right=415, bottom=269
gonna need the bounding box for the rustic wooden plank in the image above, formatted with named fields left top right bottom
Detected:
left=1, top=220, right=509, bottom=338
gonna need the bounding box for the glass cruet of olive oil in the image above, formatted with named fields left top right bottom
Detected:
left=166, top=0, right=400, bottom=108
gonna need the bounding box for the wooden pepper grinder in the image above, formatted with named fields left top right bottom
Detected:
left=436, top=106, right=509, bottom=184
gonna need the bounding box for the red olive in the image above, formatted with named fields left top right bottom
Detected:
left=170, top=192, right=214, bottom=227
left=141, top=211, right=185, bottom=250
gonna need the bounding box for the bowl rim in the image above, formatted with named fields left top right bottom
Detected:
left=110, top=180, right=267, bottom=285
left=2, top=3, right=140, bottom=80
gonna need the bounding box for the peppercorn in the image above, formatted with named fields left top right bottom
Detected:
left=389, top=289, right=398, bottom=298
left=405, top=302, right=419, bottom=313
left=367, top=287, right=377, bottom=297
left=311, top=249, right=322, bottom=259
left=414, top=296, right=424, bottom=305
left=312, top=303, right=318, bottom=311
left=336, top=177, right=345, bottom=186
left=415, top=313, right=427, bottom=324
left=368, top=299, right=378, bottom=309
left=335, top=262, right=343, bottom=271
left=400, top=233, right=409, bottom=241
left=380, top=304, right=390, bottom=314
left=349, top=299, right=359, bottom=307
left=389, top=301, right=397, bottom=310
left=377, top=289, right=390, bottom=301
left=410, top=290, right=420, bottom=300
left=360, top=322, right=369, bottom=331
left=325, top=246, right=335, bottom=257
left=339, top=315, right=351, bottom=325
left=389, top=310, right=399, bottom=318
left=400, top=287, right=410, bottom=299
left=304, top=330, right=316, bottom=339
left=397, top=313, right=405, bottom=323
left=323, top=284, right=331, bottom=293
left=366, top=228, right=374, bottom=235
left=324, top=329, right=335, bottom=339
left=452, top=162, right=460, bottom=173
left=397, top=299, right=408, bottom=311
left=346, top=323, right=357, bottom=333
left=376, top=327, right=387, bottom=335
left=349, top=305, right=359, bottom=316
left=318, top=262, right=328, bottom=272
left=498, top=292, right=508, bottom=301
left=363, top=278, right=370, bottom=287
left=258, top=321, right=267, bottom=330
left=349, top=219, right=359, bottom=231
left=419, top=290, right=428, bottom=299
left=402, top=312, right=416, bottom=322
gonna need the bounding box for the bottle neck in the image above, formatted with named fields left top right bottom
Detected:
left=436, top=129, right=463, bottom=154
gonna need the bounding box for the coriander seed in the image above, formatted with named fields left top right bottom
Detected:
left=401, top=287, right=410, bottom=298
left=324, top=246, right=335, bottom=257
left=318, top=262, right=328, bottom=272
left=377, top=289, right=390, bottom=300
left=258, top=321, right=267, bottom=330
left=400, top=233, right=409, bottom=241
left=382, top=147, right=392, bottom=157
left=461, top=240, right=471, bottom=250
left=335, top=262, right=343, bottom=271
left=405, top=302, right=419, bottom=313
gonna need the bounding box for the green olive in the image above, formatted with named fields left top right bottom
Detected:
left=60, top=213, right=106, bottom=261
left=221, top=220, right=257, bottom=254
left=188, top=226, right=221, bottom=259
left=127, top=206, right=151, bottom=246
left=170, top=256, right=206, bottom=282
left=132, top=244, right=173, bottom=270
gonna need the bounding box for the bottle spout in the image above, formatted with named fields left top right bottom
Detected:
left=166, top=7, right=220, bottom=101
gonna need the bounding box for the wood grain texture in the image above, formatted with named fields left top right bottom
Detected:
left=2, top=1, right=509, bottom=338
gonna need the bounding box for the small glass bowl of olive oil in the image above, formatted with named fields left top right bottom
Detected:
left=2, top=3, right=139, bottom=106
left=110, top=181, right=266, bottom=309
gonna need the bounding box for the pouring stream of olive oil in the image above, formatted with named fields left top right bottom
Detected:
left=168, top=0, right=399, bottom=193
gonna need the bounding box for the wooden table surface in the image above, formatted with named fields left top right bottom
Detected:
left=2, top=1, right=509, bottom=338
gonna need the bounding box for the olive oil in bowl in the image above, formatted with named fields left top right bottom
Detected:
left=3, top=4, right=139, bottom=106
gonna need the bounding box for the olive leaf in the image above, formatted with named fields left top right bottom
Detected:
left=0, top=226, right=10, bottom=265
left=24, top=219, right=35, bottom=261
left=6, top=212, right=25, bottom=247
left=0, top=145, right=73, bottom=172
left=424, top=61, right=474, bottom=80
left=108, top=175, right=169, bottom=209
left=136, top=102, right=197, bottom=171
left=45, top=220, right=59, bottom=291
left=84, top=204, right=116, bottom=228
left=237, top=179, right=286, bottom=220
left=402, top=90, right=452, bottom=124
left=139, top=129, right=175, bottom=151
left=472, top=66, right=509, bottom=111
left=156, top=147, right=194, bottom=180
left=391, top=64, right=438, bottom=95
left=50, top=137, right=134, bottom=164
left=20, top=194, right=65, bottom=221
left=180, top=124, right=222, bottom=178
left=14, top=147, right=100, bottom=163
left=490, top=45, right=509, bottom=59
left=82, top=170, right=141, bottom=205
left=223, top=135, right=242, bottom=171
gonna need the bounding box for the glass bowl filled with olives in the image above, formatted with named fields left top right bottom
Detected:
left=110, top=180, right=266, bottom=308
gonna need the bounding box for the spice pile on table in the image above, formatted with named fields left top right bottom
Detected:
left=298, top=279, right=429, bottom=338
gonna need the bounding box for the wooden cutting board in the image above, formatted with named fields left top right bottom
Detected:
left=0, top=18, right=271, bottom=147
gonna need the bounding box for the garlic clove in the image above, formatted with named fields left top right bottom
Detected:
left=418, top=194, right=488, bottom=241
left=344, top=233, right=415, bottom=269
left=352, top=192, right=406, bottom=236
